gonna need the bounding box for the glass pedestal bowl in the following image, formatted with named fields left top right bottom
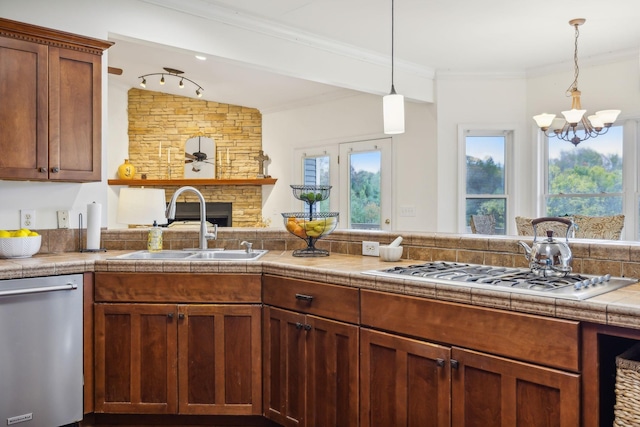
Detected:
left=282, top=212, right=339, bottom=257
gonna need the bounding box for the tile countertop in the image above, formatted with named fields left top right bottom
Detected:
left=2, top=250, right=640, bottom=330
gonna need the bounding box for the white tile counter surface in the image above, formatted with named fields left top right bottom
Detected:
left=1, top=250, right=640, bottom=330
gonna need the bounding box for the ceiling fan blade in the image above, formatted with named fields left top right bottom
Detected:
left=185, top=159, right=194, bottom=164
left=185, top=152, right=197, bottom=160
left=108, top=66, right=123, bottom=75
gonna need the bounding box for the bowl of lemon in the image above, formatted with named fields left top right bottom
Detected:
left=0, top=229, right=41, bottom=258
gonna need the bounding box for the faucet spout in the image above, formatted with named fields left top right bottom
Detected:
left=240, top=241, right=253, bottom=253
left=166, top=186, right=217, bottom=250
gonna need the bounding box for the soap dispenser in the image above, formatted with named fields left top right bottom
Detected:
left=147, top=220, right=163, bottom=252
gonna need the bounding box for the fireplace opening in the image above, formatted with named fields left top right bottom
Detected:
left=168, top=202, right=232, bottom=227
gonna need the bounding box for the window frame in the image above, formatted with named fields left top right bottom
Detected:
left=540, top=120, right=638, bottom=240
left=458, top=125, right=514, bottom=234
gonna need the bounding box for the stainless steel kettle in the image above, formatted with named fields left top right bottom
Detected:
left=518, top=217, right=574, bottom=277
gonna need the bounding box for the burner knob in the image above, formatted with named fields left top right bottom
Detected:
left=574, top=281, right=584, bottom=290
left=590, top=277, right=599, bottom=286
left=582, top=279, right=592, bottom=288
left=603, top=274, right=611, bottom=282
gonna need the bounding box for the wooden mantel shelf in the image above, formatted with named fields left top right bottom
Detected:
left=107, top=178, right=277, bottom=186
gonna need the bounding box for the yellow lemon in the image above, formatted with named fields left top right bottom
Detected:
left=0, top=230, right=10, bottom=238
left=28, top=231, right=39, bottom=237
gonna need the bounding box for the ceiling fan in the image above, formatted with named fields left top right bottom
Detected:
left=184, top=135, right=215, bottom=176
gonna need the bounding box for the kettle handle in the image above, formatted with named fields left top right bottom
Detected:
left=532, top=217, right=574, bottom=242
left=531, top=217, right=573, bottom=227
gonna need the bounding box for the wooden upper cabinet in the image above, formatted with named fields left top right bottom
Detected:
left=0, top=18, right=111, bottom=182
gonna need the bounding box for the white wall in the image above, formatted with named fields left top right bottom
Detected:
left=262, top=93, right=437, bottom=231
left=435, top=75, right=529, bottom=233
left=1, top=1, right=638, bottom=235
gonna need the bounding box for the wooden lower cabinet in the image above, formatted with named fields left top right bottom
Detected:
left=452, top=347, right=580, bottom=427
left=263, top=306, right=359, bottom=427
left=94, top=303, right=262, bottom=415
left=360, top=329, right=581, bottom=427
left=360, top=328, right=451, bottom=427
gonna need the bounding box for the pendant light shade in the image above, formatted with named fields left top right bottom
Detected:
left=383, top=89, right=405, bottom=134
left=383, top=0, right=405, bottom=135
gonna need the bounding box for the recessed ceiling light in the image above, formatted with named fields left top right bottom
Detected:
left=195, top=55, right=207, bottom=61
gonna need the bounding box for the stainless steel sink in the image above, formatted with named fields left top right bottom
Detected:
left=188, top=250, right=267, bottom=260
left=113, top=249, right=267, bottom=261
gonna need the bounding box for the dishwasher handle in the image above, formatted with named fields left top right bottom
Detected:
left=0, top=283, right=78, bottom=297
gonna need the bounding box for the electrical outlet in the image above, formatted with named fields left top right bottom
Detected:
left=57, top=210, right=70, bottom=229
left=20, top=209, right=35, bottom=229
left=362, top=241, right=380, bottom=256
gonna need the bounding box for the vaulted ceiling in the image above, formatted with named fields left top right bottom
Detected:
left=107, top=0, right=640, bottom=111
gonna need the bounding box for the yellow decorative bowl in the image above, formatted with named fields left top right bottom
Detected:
left=0, top=235, right=42, bottom=258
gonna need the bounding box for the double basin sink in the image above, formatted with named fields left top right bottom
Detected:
left=114, top=249, right=268, bottom=261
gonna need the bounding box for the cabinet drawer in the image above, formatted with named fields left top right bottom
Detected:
left=263, top=275, right=359, bottom=324
left=361, top=289, right=579, bottom=372
left=95, top=273, right=261, bottom=303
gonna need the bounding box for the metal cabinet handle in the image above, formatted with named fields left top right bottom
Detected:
left=436, top=358, right=445, bottom=368
left=51, top=167, right=60, bottom=173
left=295, top=322, right=303, bottom=330
left=295, top=293, right=314, bottom=303
left=39, top=167, right=47, bottom=173
left=451, top=359, right=459, bottom=370
left=303, top=324, right=312, bottom=331
left=167, top=313, right=174, bottom=319
left=178, top=313, right=185, bottom=319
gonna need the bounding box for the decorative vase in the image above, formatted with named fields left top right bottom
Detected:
left=117, top=159, right=136, bottom=179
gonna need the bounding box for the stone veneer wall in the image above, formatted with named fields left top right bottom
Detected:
left=125, top=88, right=264, bottom=227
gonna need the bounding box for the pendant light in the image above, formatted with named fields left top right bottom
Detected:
left=383, top=0, right=405, bottom=134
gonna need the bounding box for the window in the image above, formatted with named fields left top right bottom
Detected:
left=302, top=155, right=330, bottom=213
left=339, top=139, right=392, bottom=230
left=463, top=131, right=511, bottom=234
left=545, top=126, right=624, bottom=218
left=295, top=146, right=339, bottom=214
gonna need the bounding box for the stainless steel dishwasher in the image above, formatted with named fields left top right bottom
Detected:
left=0, top=274, right=83, bottom=427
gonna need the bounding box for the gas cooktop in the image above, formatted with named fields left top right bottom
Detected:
left=362, top=261, right=637, bottom=300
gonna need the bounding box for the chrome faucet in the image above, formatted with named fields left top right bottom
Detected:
left=165, top=186, right=217, bottom=250
left=240, top=241, right=253, bottom=253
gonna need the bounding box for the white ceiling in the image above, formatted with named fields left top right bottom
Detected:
left=107, top=0, right=640, bottom=111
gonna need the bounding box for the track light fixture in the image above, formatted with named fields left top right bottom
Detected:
left=138, top=67, right=204, bottom=98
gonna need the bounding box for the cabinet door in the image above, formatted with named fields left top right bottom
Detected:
left=178, top=304, right=262, bottom=415
left=360, top=328, right=451, bottom=427
left=49, top=46, right=101, bottom=181
left=263, top=306, right=306, bottom=427
left=306, top=315, right=359, bottom=427
left=0, top=36, right=48, bottom=180
left=94, top=303, right=178, bottom=414
left=452, top=347, right=580, bottom=427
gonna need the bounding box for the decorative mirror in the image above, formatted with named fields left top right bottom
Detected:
left=183, top=135, right=215, bottom=178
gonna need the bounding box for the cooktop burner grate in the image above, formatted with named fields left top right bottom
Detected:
left=364, top=261, right=636, bottom=300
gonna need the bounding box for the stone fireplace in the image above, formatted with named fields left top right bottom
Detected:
left=126, top=88, right=266, bottom=227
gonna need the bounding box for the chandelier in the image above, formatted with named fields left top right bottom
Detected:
left=533, top=19, right=620, bottom=146
left=139, top=67, right=204, bottom=98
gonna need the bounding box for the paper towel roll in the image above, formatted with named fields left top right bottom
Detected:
left=86, top=202, right=102, bottom=250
